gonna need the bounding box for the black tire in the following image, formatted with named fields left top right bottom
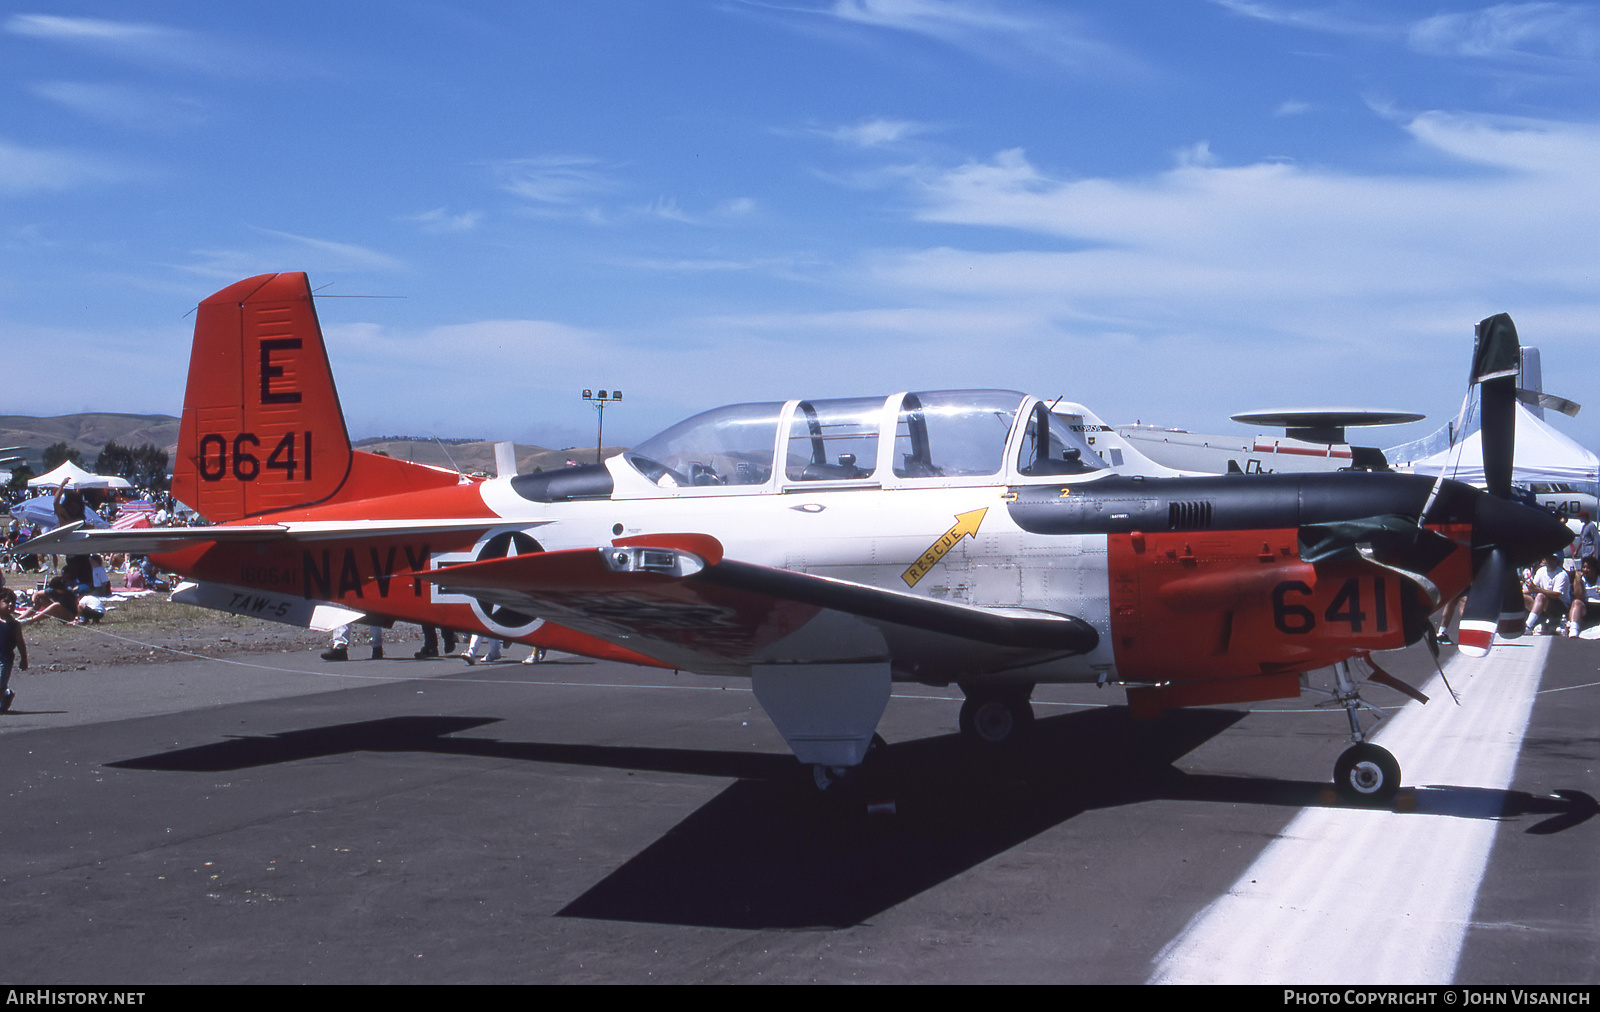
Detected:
left=1334, top=743, right=1401, bottom=803
left=959, top=694, right=1034, bottom=746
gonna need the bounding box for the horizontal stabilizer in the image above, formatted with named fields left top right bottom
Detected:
left=19, top=517, right=546, bottom=556
left=1516, top=388, right=1581, bottom=418
left=170, top=580, right=366, bottom=631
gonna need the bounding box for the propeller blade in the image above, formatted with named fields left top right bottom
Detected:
left=1473, top=313, right=1519, bottom=500
left=1500, top=566, right=1530, bottom=638
left=1458, top=547, right=1509, bottom=657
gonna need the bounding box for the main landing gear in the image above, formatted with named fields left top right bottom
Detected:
left=1327, top=659, right=1401, bottom=804
left=958, top=685, right=1035, bottom=747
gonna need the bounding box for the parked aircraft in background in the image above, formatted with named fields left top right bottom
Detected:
left=1122, top=349, right=1598, bottom=526
left=1116, top=408, right=1421, bottom=477
left=25, top=275, right=1571, bottom=806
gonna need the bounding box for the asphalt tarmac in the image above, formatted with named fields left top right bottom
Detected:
left=1, top=637, right=1595, bottom=984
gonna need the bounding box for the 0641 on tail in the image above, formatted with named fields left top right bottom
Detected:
left=26, top=274, right=1571, bottom=805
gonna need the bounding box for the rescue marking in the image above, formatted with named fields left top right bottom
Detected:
left=901, top=508, right=987, bottom=588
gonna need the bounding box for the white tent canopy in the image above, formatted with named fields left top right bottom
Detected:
left=1393, top=402, right=1599, bottom=490
left=26, top=460, right=132, bottom=490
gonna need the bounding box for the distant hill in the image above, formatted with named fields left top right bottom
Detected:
left=0, top=413, right=180, bottom=470
left=353, top=437, right=628, bottom=475
left=0, top=413, right=621, bottom=477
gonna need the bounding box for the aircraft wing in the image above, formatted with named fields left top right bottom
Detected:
left=424, top=538, right=1099, bottom=678
left=18, top=518, right=544, bottom=556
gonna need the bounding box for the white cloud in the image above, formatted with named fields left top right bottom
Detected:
left=5, top=14, right=255, bottom=76
left=0, top=138, right=128, bottom=194
left=27, top=80, right=208, bottom=131
left=903, top=112, right=1600, bottom=299
left=1408, top=3, right=1600, bottom=61
left=254, top=229, right=405, bottom=272
left=767, top=0, right=1143, bottom=75
left=1274, top=99, right=1312, bottom=117
left=820, top=116, right=932, bottom=147
left=1217, top=1, right=1600, bottom=63
left=492, top=156, right=615, bottom=206
left=409, top=208, right=483, bottom=234
left=1209, top=0, right=1391, bottom=39
left=178, top=230, right=405, bottom=278
left=792, top=109, right=1600, bottom=437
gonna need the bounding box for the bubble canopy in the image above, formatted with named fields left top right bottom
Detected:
left=623, top=390, right=1109, bottom=491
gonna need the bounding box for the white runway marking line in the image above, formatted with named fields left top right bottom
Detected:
left=1149, top=637, right=1551, bottom=985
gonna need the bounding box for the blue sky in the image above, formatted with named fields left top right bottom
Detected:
left=4, top=1, right=1600, bottom=452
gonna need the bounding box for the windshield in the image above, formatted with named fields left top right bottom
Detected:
left=626, top=402, right=783, bottom=487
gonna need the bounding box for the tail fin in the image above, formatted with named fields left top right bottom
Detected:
left=172, top=273, right=457, bottom=522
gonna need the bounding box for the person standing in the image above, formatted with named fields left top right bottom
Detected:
left=322, top=622, right=384, bottom=661
left=1577, top=510, right=1599, bottom=566
left=0, top=588, right=29, bottom=714
left=52, top=481, right=94, bottom=592
left=415, top=624, right=457, bottom=659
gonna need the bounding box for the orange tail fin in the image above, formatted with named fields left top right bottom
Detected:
left=171, top=272, right=457, bottom=522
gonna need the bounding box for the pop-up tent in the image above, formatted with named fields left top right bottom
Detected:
left=26, top=460, right=132, bottom=490
left=1392, top=401, right=1598, bottom=490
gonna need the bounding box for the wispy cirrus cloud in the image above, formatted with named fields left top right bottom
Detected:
left=1216, top=1, right=1600, bottom=63
left=1210, top=0, right=1391, bottom=39
left=178, top=229, right=405, bottom=279
left=751, top=0, right=1144, bottom=76
left=492, top=156, right=616, bottom=207
left=819, top=116, right=934, bottom=147
left=1408, top=3, right=1600, bottom=61
left=27, top=81, right=208, bottom=131
left=5, top=14, right=261, bottom=76
left=408, top=207, right=483, bottom=234
left=0, top=137, right=131, bottom=195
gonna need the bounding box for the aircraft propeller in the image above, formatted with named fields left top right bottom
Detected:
left=1445, top=314, right=1571, bottom=657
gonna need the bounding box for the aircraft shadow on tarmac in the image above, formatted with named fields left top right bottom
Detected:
left=106, top=708, right=1597, bottom=930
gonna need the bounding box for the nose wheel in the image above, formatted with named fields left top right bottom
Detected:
left=1334, top=742, right=1401, bottom=803
left=1326, top=659, right=1402, bottom=804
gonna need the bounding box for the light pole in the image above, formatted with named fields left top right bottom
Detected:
left=581, top=389, right=621, bottom=465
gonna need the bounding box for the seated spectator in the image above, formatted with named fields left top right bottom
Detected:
left=1570, top=558, right=1600, bottom=637
left=22, top=577, right=79, bottom=625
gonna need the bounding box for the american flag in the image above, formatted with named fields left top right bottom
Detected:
left=112, top=500, right=157, bottom=530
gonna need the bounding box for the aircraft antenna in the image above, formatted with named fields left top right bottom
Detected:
left=432, top=436, right=464, bottom=474
left=1419, top=386, right=1478, bottom=524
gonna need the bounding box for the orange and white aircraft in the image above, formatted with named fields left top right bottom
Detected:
left=27, top=273, right=1571, bottom=801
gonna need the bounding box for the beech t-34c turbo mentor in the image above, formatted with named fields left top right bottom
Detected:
left=27, top=273, right=1571, bottom=803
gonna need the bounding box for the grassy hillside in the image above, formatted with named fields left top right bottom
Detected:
left=0, top=413, right=623, bottom=477
left=0, top=413, right=180, bottom=470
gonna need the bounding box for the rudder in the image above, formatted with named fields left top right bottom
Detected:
left=172, top=273, right=454, bottom=521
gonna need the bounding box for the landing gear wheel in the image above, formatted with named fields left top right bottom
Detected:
left=1334, top=743, right=1401, bottom=804
left=959, top=694, right=1034, bottom=746
left=812, top=763, right=853, bottom=793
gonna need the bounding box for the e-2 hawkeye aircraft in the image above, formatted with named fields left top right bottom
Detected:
left=27, top=273, right=1571, bottom=802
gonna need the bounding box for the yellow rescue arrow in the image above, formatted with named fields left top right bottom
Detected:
left=902, top=508, right=988, bottom=588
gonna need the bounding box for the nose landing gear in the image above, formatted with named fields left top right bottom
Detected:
left=1326, top=659, right=1402, bottom=804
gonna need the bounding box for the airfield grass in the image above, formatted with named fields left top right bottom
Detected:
left=11, top=589, right=354, bottom=671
